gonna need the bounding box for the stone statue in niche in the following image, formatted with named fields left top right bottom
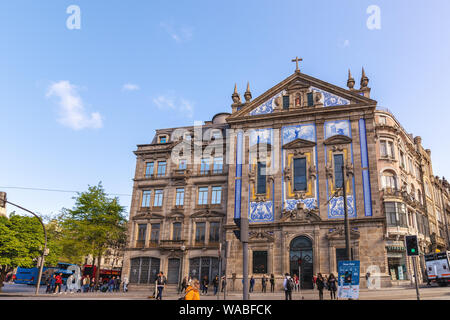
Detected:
left=295, top=93, right=301, bottom=107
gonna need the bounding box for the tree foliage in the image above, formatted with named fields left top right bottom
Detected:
left=0, top=213, right=59, bottom=291
left=59, top=183, right=127, bottom=280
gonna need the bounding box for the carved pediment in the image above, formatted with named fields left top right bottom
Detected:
left=191, top=209, right=225, bottom=219
left=326, top=227, right=360, bottom=240
left=283, top=138, right=316, bottom=150
left=249, top=231, right=275, bottom=243
left=286, top=80, right=310, bottom=92
left=280, top=205, right=321, bottom=223
left=167, top=209, right=185, bottom=220
left=323, top=135, right=352, bottom=146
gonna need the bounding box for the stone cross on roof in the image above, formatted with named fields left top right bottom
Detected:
left=291, top=56, right=303, bottom=72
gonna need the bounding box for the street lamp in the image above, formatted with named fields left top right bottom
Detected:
left=4, top=199, right=47, bottom=295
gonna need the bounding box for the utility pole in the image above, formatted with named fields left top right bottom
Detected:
left=342, top=165, right=352, bottom=260
left=5, top=199, right=47, bottom=295
left=241, top=217, right=249, bottom=300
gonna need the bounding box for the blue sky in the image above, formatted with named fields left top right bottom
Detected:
left=1, top=0, right=449, bottom=218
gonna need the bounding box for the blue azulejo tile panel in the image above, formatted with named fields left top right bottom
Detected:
left=328, top=195, right=356, bottom=219
left=249, top=128, right=272, bottom=146
left=324, top=120, right=351, bottom=139
left=284, top=198, right=317, bottom=211
left=234, top=179, right=242, bottom=220
left=362, top=170, right=372, bottom=217
left=310, top=87, right=350, bottom=107
left=249, top=201, right=274, bottom=222
left=282, top=124, right=316, bottom=144
left=358, top=118, right=369, bottom=169
left=249, top=90, right=286, bottom=116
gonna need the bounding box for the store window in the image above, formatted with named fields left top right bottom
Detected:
left=387, top=251, right=408, bottom=281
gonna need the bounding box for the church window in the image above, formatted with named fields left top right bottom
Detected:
left=293, top=158, right=307, bottom=191
left=282, top=96, right=289, bottom=110
left=307, top=92, right=314, bottom=106
left=257, top=162, right=267, bottom=194
left=333, top=154, right=344, bottom=189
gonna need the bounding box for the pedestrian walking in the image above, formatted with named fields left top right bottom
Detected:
left=316, top=273, right=325, bottom=300
left=293, top=274, right=299, bottom=292
left=328, top=273, right=337, bottom=300
left=213, top=275, right=219, bottom=295
left=270, top=274, right=275, bottom=292
left=108, top=277, right=115, bottom=292
left=261, top=275, right=267, bottom=293
left=55, top=273, right=63, bottom=294
left=365, top=272, right=371, bottom=289
left=50, top=274, right=56, bottom=293
left=82, top=275, right=90, bottom=293
left=179, top=276, right=188, bottom=294
left=221, top=276, right=226, bottom=292
left=66, top=274, right=75, bottom=294
left=201, top=275, right=209, bottom=295
left=45, top=276, right=51, bottom=293
left=249, top=276, right=255, bottom=293
left=155, top=271, right=167, bottom=300
left=123, top=276, right=129, bottom=292
left=283, top=273, right=293, bottom=300
left=114, top=277, right=121, bottom=292
left=184, top=279, right=200, bottom=300
left=323, top=275, right=329, bottom=290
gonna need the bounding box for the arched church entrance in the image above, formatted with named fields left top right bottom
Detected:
left=289, top=236, right=313, bottom=289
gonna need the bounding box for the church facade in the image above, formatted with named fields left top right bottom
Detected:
left=122, top=63, right=450, bottom=290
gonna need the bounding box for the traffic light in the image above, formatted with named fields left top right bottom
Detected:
left=405, top=235, right=419, bottom=256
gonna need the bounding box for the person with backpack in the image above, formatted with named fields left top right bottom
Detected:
left=283, top=273, right=293, bottom=300
left=156, top=271, right=167, bottom=300
left=328, top=273, right=337, bottom=300
left=316, top=273, right=325, bottom=300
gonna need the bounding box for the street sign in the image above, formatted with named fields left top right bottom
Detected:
left=338, top=260, right=360, bottom=299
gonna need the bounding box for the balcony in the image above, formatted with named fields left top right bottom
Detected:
left=159, top=240, right=185, bottom=249
left=171, top=169, right=189, bottom=179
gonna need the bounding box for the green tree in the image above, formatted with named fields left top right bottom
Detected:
left=59, top=183, right=127, bottom=284
left=0, top=213, right=59, bottom=291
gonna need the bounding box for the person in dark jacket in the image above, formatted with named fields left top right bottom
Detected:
left=261, top=275, right=267, bottom=293
left=270, top=274, right=275, bottom=292
left=156, top=272, right=167, bottom=300
left=249, top=276, right=255, bottom=293
left=201, top=275, right=209, bottom=295
left=328, top=273, right=337, bottom=300
left=316, top=273, right=325, bottom=300
left=213, top=275, right=219, bottom=295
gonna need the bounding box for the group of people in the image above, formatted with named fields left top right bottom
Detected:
left=282, top=273, right=338, bottom=300
left=312, top=273, right=338, bottom=300
left=44, top=273, right=129, bottom=294
left=247, top=274, right=276, bottom=293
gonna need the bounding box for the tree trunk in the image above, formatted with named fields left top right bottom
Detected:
left=96, top=253, right=101, bottom=285
left=0, top=266, right=12, bottom=293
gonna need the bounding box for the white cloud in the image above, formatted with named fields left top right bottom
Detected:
left=122, top=83, right=140, bottom=91
left=46, top=80, right=103, bottom=130
left=160, top=22, right=193, bottom=43
left=153, top=94, right=194, bottom=118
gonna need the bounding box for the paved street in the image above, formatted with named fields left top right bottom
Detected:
left=1, top=282, right=449, bottom=300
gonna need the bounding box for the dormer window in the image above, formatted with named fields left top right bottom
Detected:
left=159, top=135, right=168, bottom=143
left=211, top=130, right=222, bottom=140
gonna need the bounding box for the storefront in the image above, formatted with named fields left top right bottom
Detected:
left=386, top=244, right=408, bottom=281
